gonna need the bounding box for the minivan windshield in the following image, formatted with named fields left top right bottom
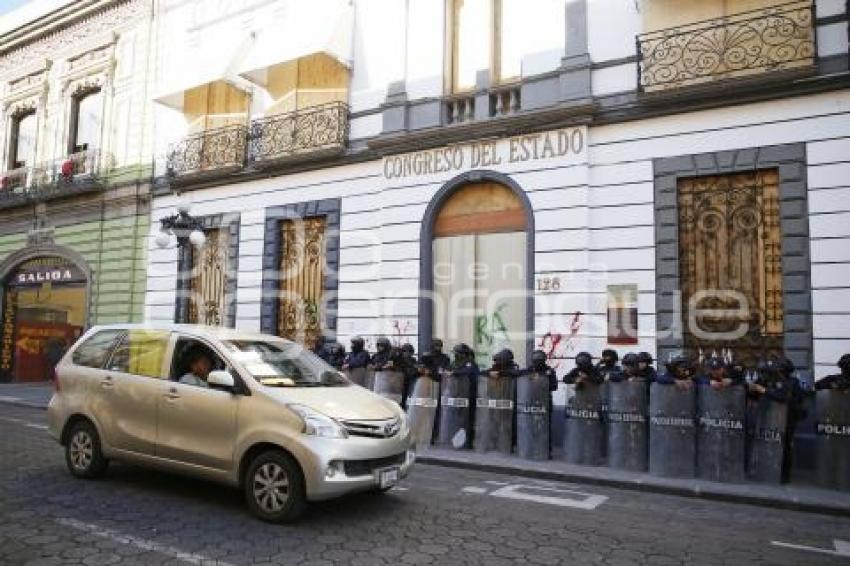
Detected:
left=223, top=340, right=349, bottom=387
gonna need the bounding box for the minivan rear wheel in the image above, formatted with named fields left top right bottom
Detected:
left=65, top=420, right=108, bottom=479
left=244, top=450, right=306, bottom=523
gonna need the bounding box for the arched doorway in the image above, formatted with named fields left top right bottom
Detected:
left=420, top=171, right=534, bottom=368
left=0, top=254, right=89, bottom=382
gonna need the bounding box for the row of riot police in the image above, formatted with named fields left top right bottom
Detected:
left=323, top=336, right=850, bottom=490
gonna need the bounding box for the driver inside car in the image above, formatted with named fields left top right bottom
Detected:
left=179, top=345, right=214, bottom=388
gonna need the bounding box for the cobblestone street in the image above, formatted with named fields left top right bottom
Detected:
left=1, top=404, right=848, bottom=565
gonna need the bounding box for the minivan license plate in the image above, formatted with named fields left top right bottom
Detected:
left=378, top=467, right=399, bottom=488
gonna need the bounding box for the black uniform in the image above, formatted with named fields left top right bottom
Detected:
left=343, top=337, right=369, bottom=369
left=430, top=339, right=452, bottom=371
left=815, top=354, right=850, bottom=391
left=564, top=352, right=603, bottom=388
left=327, top=343, right=346, bottom=370
left=399, top=344, right=418, bottom=408
left=596, top=349, right=623, bottom=382
left=450, top=344, right=480, bottom=448
left=371, top=337, right=394, bottom=370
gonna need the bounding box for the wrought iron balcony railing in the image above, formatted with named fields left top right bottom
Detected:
left=637, top=1, right=815, bottom=93
left=167, top=123, right=249, bottom=178
left=248, top=101, right=349, bottom=165
left=0, top=149, right=110, bottom=207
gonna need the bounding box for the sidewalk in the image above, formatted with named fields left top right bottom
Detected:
left=3, top=381, right=848, bottom=516
left=0, top=381, right=52, bottom=409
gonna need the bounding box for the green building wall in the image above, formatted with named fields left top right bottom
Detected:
left=0, top=214, right=149, bottom=326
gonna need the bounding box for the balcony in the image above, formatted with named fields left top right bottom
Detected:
left=0, top=150, right=110, bottom=209
left=637, top=1, right=815, bottom=93
left=248, top=101, right=349, bottom=166
left=166, top=123, right=249, bottom=180
left=444, top=83, right=523, bottom=125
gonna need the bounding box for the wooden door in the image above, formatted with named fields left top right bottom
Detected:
left=278, top=217, right=327, bottom=349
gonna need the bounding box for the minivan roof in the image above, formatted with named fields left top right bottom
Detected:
left=86, top=323, right=293, bottom=344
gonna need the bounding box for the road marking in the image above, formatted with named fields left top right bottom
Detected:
left=26, top=423, right=48, bottom=430
left=771, top=539, right=850, bottom=558
left=56, top=518, right=236, bottom=566
left=461, top=483, right=608, bottom=510
left=0, top=416, right=46, bottom=430
left=0, top=396, right=23, bottom=403
left=484, top=480, right=509, bottom=486
left=0, top=416, right=23, bottom=423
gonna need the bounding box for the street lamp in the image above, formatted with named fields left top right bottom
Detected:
left=154, top=199, right=206, bottom=250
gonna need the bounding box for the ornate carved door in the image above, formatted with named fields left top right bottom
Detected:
left=278, top=217, right=326, bottom=349
left=188, top=228, right=229, bottom=326
left=678, top=170, right=783, bottom=366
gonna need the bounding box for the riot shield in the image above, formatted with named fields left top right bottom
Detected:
left=345, top=367, right=369, bottom=388
left=607, top=381, right=648, bottom=472
left=746, top=398, right=788, bottom=484
left=437, top=373, right=472, bottom=449
left=407, top=376, right=440, bottom=451
left=815, top=390, right=850, bottom=491
left=550, top=384, right=567, bottom=459
left=516, top=372, right=550, bottom=461
left=564, top=382, right=604, bottom=466
left=649, top=383, right=696, bottom=478
left=474, top=374, right=515, bottom=454
left=697, top=385, right=746, bottom=483
left=373, top=370, right=405, bottom=405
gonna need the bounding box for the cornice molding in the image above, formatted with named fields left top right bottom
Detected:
left=0, top=0, right=144, bottom=79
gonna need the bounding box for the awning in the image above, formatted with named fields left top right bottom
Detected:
left=154, top=35, right=255, bottom=111
left=236, top=0, right=354, bottom=87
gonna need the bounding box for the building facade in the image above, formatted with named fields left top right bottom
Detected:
left=142, top=0, right=849, bottom=382
left=0, top=0, right=154, bottom=382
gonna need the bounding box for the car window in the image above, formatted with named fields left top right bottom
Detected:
left=72, top=330, right=123, bottom=369
left=224, top=340, right=347, bottom=387
left=170, top=337, right=227, bottom=387
left=107, top=330, right=170, bottom=378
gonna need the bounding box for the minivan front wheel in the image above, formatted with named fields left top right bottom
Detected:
left=65, top=420, right=108, bottom=479
left=245, top=451, right=306, bottom=523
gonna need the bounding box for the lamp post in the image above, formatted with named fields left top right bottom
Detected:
left=154, top=200, right=206, bottom=250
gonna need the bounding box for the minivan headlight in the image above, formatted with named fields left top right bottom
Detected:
left=287, top=404, right=348, bottom=439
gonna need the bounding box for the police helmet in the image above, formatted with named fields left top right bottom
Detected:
left=401, top=343, right=415, bottom=355
left=637, top=352, right=654, bottom=366
left=575, top=351, right=593, bottom=368
left=493, top=348, right=515, bottom=365
left=601, top=349, right=619, bottom=363
left=622, top=353, right=638, bottom=367
left=531, top=349, right=548, bottom=367
left=376, top=336, right=391, bottom=351
left=838, top=353, right=850, bottom=371
left=431, top=339, right=444, bottom=351
left=350, top=336, right=364, bottom=350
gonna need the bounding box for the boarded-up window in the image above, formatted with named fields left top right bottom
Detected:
left=678, top=169, right=784, bottom=365
left=432, top=182, right=528, bottom=367
left=278, top=217, right=327, bottom=349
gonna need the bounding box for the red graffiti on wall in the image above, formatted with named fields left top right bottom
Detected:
left=390, top=320, right=412, bottom=346
left=537, top=311, right=583, bottom=370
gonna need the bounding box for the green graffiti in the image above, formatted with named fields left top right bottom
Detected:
left=474, top=302, right=511, bottom=364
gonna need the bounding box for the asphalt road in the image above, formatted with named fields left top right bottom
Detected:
left=1, top=404, right=849, bottom=566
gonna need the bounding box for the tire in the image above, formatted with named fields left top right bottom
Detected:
left=244, top=450, right=306, bottom=523
left=65, top=420, right=108, bottom=479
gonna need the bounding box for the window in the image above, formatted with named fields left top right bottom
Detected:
left=607, top=285, right=639, bottom=345
left=188, top=228, right=230, bottom=327
left=8, top=111, right=37, bottom=169
left=68, top=88, right=103, bottom=154
left=448, top=0, right=563, bottom=92
left=278, top=217, right=327, bottom=350
left=170, top=337, right=227, bottom=382
left=107, top=330, right=170, bottom=378
left=71, top=330, right=123, bottom=369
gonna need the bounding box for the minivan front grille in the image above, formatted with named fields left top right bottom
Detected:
left=340, top=418, right=401, bottom=438
left=343, top=453, right=406, bottom=477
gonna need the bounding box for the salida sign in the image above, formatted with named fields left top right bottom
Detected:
left=10, top=258, right=86, bottom=287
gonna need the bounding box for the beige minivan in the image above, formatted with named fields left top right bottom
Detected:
left=47, top=324, right=414, bottom=522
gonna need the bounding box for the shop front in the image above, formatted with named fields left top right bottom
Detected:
left=0, top=255, right=88, bottom=382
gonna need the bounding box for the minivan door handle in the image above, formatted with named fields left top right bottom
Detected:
left=100, top=375, right=114, bottom=389
left=164, top=387, right=181, bottom=401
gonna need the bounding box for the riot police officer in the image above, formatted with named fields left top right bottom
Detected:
left=327, top=342, right=346, bottom=370
left=636, top=352, right=657, bottom=382
left=749, top=356, right=806, bottom=482
left=656, top=355, right=696, bottom=389
left=371, top=336, right=394, bottom=370
left=563, top=351, right=602, bottom=389
left=342, top=336, right=369, bottom=370
left=488, top=348, right=520, bottom=379
left=815, top=354, right=850, bottom=391
left=450, top=343, right=479, bottom=448
left=696, top=356, right=742, bottom=389
left=612, top=352, right=639, bottom=383
left=312, top=336, right=331, bottom=363
left=430, top=339, right=452, bottom=371
left=597, top=349, right=623, bottom=382
left=527, top=350, right=558, bottom=393
left=399, top=343, right=418, bottom=408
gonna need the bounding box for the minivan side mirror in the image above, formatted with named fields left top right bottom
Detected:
left=207, top=370, right=235, bottom=390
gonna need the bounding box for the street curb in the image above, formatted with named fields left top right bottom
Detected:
left=416, top=455, right=850, bottom=518
left=0, top=400, right=49, bottom=411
